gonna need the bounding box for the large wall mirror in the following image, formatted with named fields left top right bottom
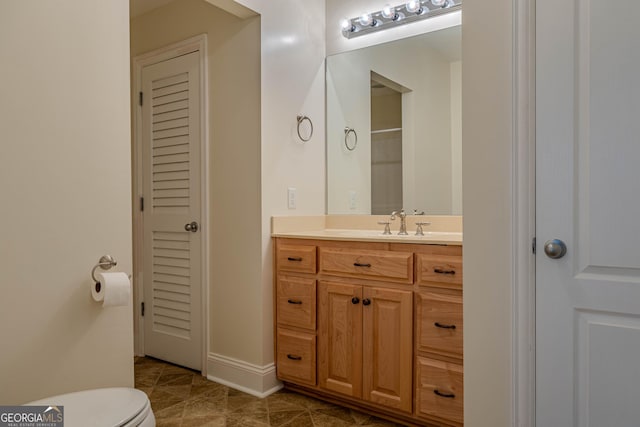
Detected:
left=326, top=25, right=462, bottom=215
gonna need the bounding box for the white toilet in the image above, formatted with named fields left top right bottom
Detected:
left=28, top=387, right=155, bottom=427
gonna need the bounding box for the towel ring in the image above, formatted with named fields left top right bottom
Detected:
left=344, top=127, right=358, bottom=151
left=91, top=255, right=117, bottom=290
left=296, top=115, right=313, bottom=142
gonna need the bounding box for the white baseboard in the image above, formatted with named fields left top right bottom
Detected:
left=206, top=353, right=282, bottom=398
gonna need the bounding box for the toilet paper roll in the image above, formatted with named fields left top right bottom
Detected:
left=92, top=272, right=131, bottom=307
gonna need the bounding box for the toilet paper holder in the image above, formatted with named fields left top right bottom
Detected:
left=91, top=255, right=117, bottom=292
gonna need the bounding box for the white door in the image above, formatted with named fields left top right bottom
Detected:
left=141, top=51, right=202, bottom=371
left=537, top=1, right=640, bottom=425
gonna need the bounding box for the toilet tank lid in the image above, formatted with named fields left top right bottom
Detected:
left=26, top=387, right=150, bottom=427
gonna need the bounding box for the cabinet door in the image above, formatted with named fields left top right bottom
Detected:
left=318, top=281, right=363, bottom=398
left=362, top=287, right=413, bottom=413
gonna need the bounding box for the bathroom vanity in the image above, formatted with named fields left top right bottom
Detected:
left=273, top=216, right=463, bottom=427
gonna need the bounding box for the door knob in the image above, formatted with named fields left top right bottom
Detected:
left=184, top=221, right=199, bottom=232
left=544, top=239, right=567, bottom=259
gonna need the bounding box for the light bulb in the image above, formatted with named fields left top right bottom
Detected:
left=341, top=18, right=355, bottom=32
left=406, top=0, right=422, bottom=13
left=431, top=0, right=447, bottom=6
left=359, top=13, right=373, bottom=26
left=381, top=5, right=397, bottom=19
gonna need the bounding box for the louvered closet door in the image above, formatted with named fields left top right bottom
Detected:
left=142, top=51, right=202, bottom=370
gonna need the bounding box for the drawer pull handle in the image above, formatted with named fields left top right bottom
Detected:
left=351, top=297, right=360, bottom=304
left=287, top=299, right=303, bottom=305
left=362, top=298, right=371, bottom=306
left=287, top=257, right=303, bottom=262
left=287, top=354, right=302, bottom=361
left=354, top=262, right=372, bottom=268
left=434, top=322, right=457, bottom=329
left=434, top=268, right=456, bottom=275
left=434, top=389, right=456, bottom=399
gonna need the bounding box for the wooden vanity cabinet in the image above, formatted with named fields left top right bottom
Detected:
left=274, top=238, right=463, bottom=427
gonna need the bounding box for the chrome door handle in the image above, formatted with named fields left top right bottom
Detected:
left=185, top=221, right=199, bottom=232
left=544, top=239, right=567, bottom=259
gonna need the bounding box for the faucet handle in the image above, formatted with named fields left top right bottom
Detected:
left=377, top=221, right=392, bottom=235
left=390, top=209, right=406, bottom=220
left=415, top=222, right=431, bottom=236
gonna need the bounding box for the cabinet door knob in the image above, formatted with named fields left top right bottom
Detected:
left=287, top=256, right=303, bottom=262
left=362, top=298, right=371, bottom=306
left=286, top=354, right=302, bottom=361
left=287, top=299, right=303, bottom=305
left=351, top=297, right=360, bottom=304
left=434, top=268, right=455, bottom=275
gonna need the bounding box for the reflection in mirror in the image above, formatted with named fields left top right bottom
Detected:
left=371, top=73, right=406, bottom=214
left=326, top=25, right=461, bottom=215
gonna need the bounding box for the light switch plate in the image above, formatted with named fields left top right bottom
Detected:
left=349, top=190, right=357, bottom=209
left=288, top=187, right=297, bottom=209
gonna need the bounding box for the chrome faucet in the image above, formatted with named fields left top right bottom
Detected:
left=390, top=209, right=408, bottom=235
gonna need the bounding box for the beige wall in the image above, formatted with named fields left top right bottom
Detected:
left=232, top=0, right=327, bottom=374
left=0, top=0, right=133, bottom=404
left=372, top=93, right=402, bottom=131
left=130, top=0, right=262, bottom=366
left=462, top=1, right=514, bottom=426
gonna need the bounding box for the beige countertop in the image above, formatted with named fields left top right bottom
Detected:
left=271, top=215, right=463, bottom=245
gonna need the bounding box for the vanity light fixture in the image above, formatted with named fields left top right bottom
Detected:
left=341, top=0, right=461, bottom=39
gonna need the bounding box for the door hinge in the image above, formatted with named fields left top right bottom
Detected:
left=532, top=237, right=537, bottom=254
left=141, top=302, right=145, bottom=317
left=140, top=196, right=144, bottom=212
left=139, top=91, right=143, bottom=106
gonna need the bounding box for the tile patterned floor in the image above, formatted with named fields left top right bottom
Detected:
left=134, top=357, right=407, bottom=427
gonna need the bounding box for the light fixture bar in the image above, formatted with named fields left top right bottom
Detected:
left=341, top=0, right=461, bottom=39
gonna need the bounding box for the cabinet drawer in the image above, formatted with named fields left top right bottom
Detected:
left=277, top=244, right=317, bottom=274
left=416, top=291, right=463, bottom=358
left=416, top=357, right=463, bottom=424
left=319, top=248, right=413, bottom=284
left=277, top=276, right=316, bottom=330
left=417, top=254, right=462, bottom=289
left=277, top=329, right=316, bottom=386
